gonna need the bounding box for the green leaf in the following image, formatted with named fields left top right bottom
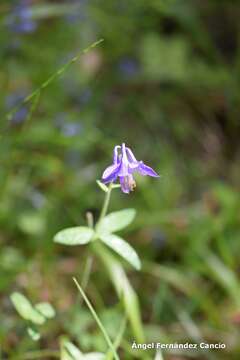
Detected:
left=54, top=227, right=94, bottom=246
left=18, top=212, right=45, bottom=235
left=61, top=339, right=83, bottom=360
left=35, top=302, right=56, bottom=319
left=97, top=209, right=136, bottom=235
left=122, top=275, right=145, bottom=341
left=205, top=252, right=240, bottom=307
left=27, top=327, right=41, bottom=341
left=99, top=234, right=141, bottom=270
left=84, top=353, right=105, bottom=360
left=60, top=337, right=104, bottom=360
left=95, top=246, right=144, bottom=341
left=10, top=292, right=45, bottom=325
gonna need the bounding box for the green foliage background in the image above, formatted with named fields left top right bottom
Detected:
left=0, top=0, right=240, bottom=358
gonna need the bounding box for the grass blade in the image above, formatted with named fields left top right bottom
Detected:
left=72, top=277, right=120, bottom=360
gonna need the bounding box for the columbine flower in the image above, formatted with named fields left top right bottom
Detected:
left=102, top=143, right=159, bottom=193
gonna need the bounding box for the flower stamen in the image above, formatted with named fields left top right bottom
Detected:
left=124, top=176, right=136, bottom=192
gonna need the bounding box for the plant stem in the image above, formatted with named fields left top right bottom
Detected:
left=86, top=211, right=94, bottom=228
left=5, top=39, right=104, bottom=123
left=81, top=256, right=93, bottom=291
left=98, top=183, right=113, bottom=224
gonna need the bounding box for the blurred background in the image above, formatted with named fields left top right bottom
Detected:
left=0, top=0, right=240, bottom=359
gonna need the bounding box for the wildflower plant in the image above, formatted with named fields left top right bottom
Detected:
left=7, top=39, right=159, bottom=360
left=53, top=143, right=159, bottom=348
left=7, top=39, right=161, bottom=358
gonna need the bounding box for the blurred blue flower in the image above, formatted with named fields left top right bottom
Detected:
left=65, top=0, right=88, bottom=23
left=102, top=143, right=159, bottom=193
left=28, top=189, right=46, bottom=209
left=5, top=93, right=28, bottom=125
left=62, top=122, right=82, bottom=137
left=118, top=58, right=139, bottom=77
left=55, top=113, right=82, bottom=137
left=11, top=107, right=28, bottom=125
left=6, top=0, right=37, bottom=34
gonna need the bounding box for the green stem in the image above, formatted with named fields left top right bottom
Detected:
left=73, top=277, right=120, bottom=360
left=81, top=256, right=93, bottom=291
left=98, top=183, right=113, bottom=224
left=5, top=39, right=104, bottom=123
left=73, top=212, right=94, bottom=308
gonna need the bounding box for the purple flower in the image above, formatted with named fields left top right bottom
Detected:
left=6, top=1, right=37, bottom=34
left=102, top=143, right=159, bottom=194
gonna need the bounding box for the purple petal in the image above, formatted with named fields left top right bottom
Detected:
left=119, top=176, right=130, bottom=193
left=128, top=160, right=140, bottom=172
left=119, top=174, right=136, bottom=194
left=113, top=145, right=121, bottom=164
left=118, top=143, right=130, bottom=176
left=126, top=147, right=138, bottom=163
left=138, top=162, right=159, bottom=177
left=102, top=163, right=120, bottom=183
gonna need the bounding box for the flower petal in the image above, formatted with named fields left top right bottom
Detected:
left=102, top=163, right=120, bottom=183
left=119, top=175, right=136, bottom=193
left=126, top=147, right=138, bottom=163
left=118, top=143, right=129, bottom=176
left=138, top=162, right=159, bottom=177
left=119, top=176, right=130, bottom=193
left=128, top=161, right=140, bottom=172
left=113, top=145, right=121, bottom=164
